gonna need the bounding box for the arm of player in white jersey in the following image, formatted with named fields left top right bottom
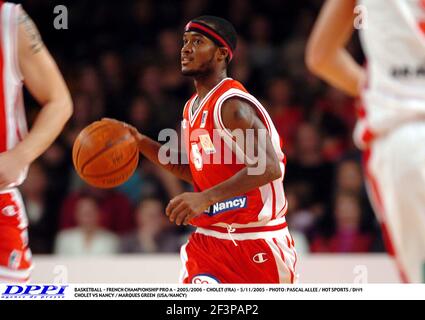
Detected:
left=166, top=97, right=282, bottom=226
left=0, top=6, right=73, bottom=188
left=305, top=0, right=365, bottom=97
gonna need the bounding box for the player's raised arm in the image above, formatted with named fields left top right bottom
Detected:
left=166, top=97, right=282, bottom=226
left=0, top=7, right=72, bottom=188
left=305, top=0, right=365, bottom=97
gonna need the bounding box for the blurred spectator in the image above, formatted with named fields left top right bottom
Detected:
left=290, top=230, right=310, bottom=255
left=335, top=158, right=363, bottom=195
left=285, top=183, right=318, bottom=238
left=310, top=191, right=375, bottom=253
left=267, top=77, right=303, bottom=157
left=248, top=15, right=275, bottom=74
left=285, top=123, right=335, bottom=218
left=54, top=196, right=119, bottom=255
left=127, top=95, right=158, bottom=138
left=59, top=185, right=134, bottom=235
left=99, top=51, right=128, bottom=119
left=21, top=162, right=52, bottom=253
left=120, top=197, right=184, bottom=253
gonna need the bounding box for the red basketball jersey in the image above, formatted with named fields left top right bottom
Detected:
left=182, top=78, right=287, bottom=229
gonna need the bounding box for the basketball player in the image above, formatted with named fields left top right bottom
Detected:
left=112, top=16, right=297, bottom=283
left=0, top=2, right=73, bottom=282
left=306, top=0, right=425, bottom=282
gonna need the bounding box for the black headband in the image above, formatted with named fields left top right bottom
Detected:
left=184, top=21, right=234, bottom=61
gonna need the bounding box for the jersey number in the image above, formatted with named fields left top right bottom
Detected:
left=191, top=143, right=203, bottom=171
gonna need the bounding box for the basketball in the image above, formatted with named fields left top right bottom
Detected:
left=72, top=120, right=139, bottom=188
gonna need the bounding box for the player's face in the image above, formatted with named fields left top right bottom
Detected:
left=181, top=32, right=218, bottom=77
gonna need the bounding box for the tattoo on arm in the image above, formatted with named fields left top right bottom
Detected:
left=18, top=10, right=44, bottom=54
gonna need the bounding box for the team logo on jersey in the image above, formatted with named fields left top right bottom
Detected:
left=205, top=196, right=247, bottom=216
left=191, top=274, right=220, bottom=284
left=199, top=134, right=216, bottom=154
left=253, top=253, right=268, bottom=264
left=200, top=111, right=208, bottom=128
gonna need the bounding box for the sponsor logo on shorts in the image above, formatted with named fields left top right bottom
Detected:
left=2, top=205, right=16, bottom=217
left=24, top=248, right=32, bottom=263
left=21, top=230, right=29, bottom=247
left=8, top=250, right=22, bottom=270
left=191, top=274, right=220, bottom=284
left=253, top=253, right=268, bottom=264
left=205, top=196, right=247, bottom=216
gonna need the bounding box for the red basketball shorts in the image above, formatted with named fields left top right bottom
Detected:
left=180, top=221, right=298, bottom=284
left=0, top=189, right=32, bottom=282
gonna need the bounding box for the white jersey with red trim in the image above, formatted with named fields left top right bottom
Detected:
left=0, top=2, right=28, bottom=187
left=355, top=0, right=425, bottom=147
left=181, top=78, right=287, bottom=229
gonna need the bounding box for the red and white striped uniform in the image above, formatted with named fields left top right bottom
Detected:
left=0, top=2, right=32, bottom=282
left=180, top=78, right=297, bottom=283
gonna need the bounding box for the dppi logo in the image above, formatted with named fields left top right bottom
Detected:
left=1, top=285, right=68, bottom=299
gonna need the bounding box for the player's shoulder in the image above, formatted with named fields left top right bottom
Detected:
left=221, top=78, right=247, bottom=92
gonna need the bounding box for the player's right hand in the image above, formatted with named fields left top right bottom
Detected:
left=101, top=118, right=145, bottom=145
left=0, top=149, right=29, bottom=189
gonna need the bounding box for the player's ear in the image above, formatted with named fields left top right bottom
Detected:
left=217, top=47, right=229, bottom=63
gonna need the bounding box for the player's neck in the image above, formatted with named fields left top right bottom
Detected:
left=194, top=70, right=227, bottom=101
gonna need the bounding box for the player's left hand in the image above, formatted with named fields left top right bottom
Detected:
left=166, top=192, right=211, bottom=226
left=0, top=149, right=29, bottom=189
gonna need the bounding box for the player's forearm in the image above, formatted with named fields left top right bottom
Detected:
left=13, top=96, right=72, bottom=164
left=137, top=135, right=193, bottom=184
left=202, top=163, right=280, bottom=205
left=308, top=48, right=365, bottom=97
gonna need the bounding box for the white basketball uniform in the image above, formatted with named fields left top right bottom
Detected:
left=0, top=2, right=32, bottom=282
left=356, top=0, right=425, bottom=282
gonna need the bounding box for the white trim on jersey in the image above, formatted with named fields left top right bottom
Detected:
left=196, top=223, right=288, bottom=241
left=1, top=3, right=21, bottom=84
left=212, top=216, right=287, bottom=230
left=273, top=162, right=287, bottom=217
left=257, top=183, right=274, bottom=221
left=189, top=77, right=231, bottom=127
left=0, top=264, right=32, bottom=282
left=179, top=242, right=189, bottom=283
left=11, top=4, right=23, bottom=81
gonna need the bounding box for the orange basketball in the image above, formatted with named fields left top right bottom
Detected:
left=72, top=120, right=139, bottom=188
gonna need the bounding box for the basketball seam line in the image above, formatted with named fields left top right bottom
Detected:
left=80, top=133, right=135, bottom=174
left=73, top=122, right=112, bottom=169
left=82, top=148, right=139, bottom=178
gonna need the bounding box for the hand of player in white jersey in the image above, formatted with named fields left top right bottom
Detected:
left=0, top=149, right=29, bottom=189
left=166, top=192, right=211, bottom=226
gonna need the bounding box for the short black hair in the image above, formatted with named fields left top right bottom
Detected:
left=191, top=15, right=237, bottom=60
